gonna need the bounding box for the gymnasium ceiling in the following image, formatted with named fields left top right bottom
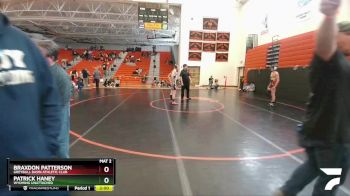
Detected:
left=0, top=0, right=181, bottom=46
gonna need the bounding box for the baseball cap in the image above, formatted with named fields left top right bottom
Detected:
left=338, top=21, right=350, bottom=33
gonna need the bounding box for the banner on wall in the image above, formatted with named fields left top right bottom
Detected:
left=217, top=32, right=230, bottom=42
left=203, top=18, right=218, bottom=30
left=189, top=52, right=202, bottom=61
left=203, top=43, right=216, bottom=52
left=260, top=14, right=269, bottom=35
left=216, top=43, right=229, bottom=52
left=215, top=53, right=228, bottom=62
left=189, top=31, right=203, bottom=40
left=189, top=42, right=203, bottom=51
left=295, top=0, right=314, bottom=22
left=203, top=32, right=217, bottom=41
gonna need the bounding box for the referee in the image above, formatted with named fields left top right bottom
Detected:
left=180, top=64, right=191, bottom=101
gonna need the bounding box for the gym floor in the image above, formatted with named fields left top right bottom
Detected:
left=69, top=88, right=350, bottom=196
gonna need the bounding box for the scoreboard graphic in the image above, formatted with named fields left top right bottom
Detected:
left=7, top=158, right=116, bottom=192
left=138, top=4, right=168, bottom=30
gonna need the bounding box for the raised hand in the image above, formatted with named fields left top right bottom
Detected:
left=320, top=0, right=341, bottom=16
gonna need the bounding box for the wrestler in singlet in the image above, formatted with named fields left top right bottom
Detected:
left=269, top=71, right=278, bottom=89
left=268, top=67, right=279, bottom=106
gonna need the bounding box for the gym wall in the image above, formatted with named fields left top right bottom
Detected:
left=247, top=67, right=310, bottom=104
left=179, top=0, right=246, bottom=86
left=245, top=31, right=315, bottom=104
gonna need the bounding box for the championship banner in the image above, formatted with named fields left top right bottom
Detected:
left=188, top=52, right=202, bottom=61
left=189, top=42, right=203, bottom=51
left=216, top=43, right=229, bottom=52
left=217, top=32, right=230, bottom=42
left=189, top=31, right=203, bottom=40
left=203, top=18, right=218, bottom=30
left=203, top=32, right=217, bottom=41
left=216, top=53, right=228, bottom=62
left=203, top=43, right=216, bottom=52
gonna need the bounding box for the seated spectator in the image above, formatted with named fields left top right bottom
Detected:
left=214, top=79, right=219, bottom=90
left=133, top=68, right=139, bottom=75
left=88, top=50, right=93, bottom=61
left=152, top=78, right=157, bottom=87
left=243, top=82, right=255, bottom=92
left=137, top=68, right=143, bottom=76
left=72, top=50, right=78, bottom=57
left=142, top=74, right=147, bottom=83
left=115, top=78, right=120, bottom=87
left=161, top=80, right=165, bottom=87
left=83, top=50, right=88, bottom=59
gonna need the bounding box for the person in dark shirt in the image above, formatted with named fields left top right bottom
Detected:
left=209, top=76, right=214, bottom=89
left=180, top=64, right=191, bottom=101
left=31, top=35, right=73, bottom=158
left=82, top=68, right=89, bottom=88
left=276, top=0, right=350, bottom=195
left=0, top=13, right=63, bottom=195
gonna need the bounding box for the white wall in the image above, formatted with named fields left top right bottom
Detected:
left=178, top=0, right=246, bottom=86
left=241, top=0, right=350, bottom=46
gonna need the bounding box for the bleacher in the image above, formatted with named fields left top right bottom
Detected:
left=115, top=51, right=151, bottom=86
left=57, top=49, right=74, bottom=65
left=58, top=49, right=173, bottom=87
left=159, top=52, right=174, bottom=81
left=66, top=50, right=121, bottom=78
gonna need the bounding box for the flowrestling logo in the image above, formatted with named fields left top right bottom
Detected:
left=0, top=49, right=35, bottom=86
left=320, top=168, right=342, bottom=190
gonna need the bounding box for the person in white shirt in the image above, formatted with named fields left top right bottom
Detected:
left=168, top=65, right=179, bottom=105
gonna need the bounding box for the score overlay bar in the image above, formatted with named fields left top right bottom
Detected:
left=7, top=158, right=116, bottom=192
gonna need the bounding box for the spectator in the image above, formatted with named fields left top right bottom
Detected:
left=31, top=34, right=73, bottom=158
left=214, top=79, right=219, bottom=90
left=239, top=76, right=244, bottom=91
left=243, top=82, right=255, bottom=92
left=142, top=74, right=147, bottom=83
left=87, top=70, right=91, bottom=84
left=0, top=13, right=63, bottom=194
left=82, top=68, right=89, bottom=88
left=102, top=63, right=107, bottom=77
left=115, top=77, right=120, bottom=87
left=93, top=68, right=101, bottom=88
left=133, top=68, right=139, bottom=75
left=209, top=76, right=214, bottom=89
left=71, top=69, right=77, bottom=82
left=77, top=77, right=84, bottom=91
left=276, top=0, right=350, bottom=194
left=137, top=68, right=143, bottom=76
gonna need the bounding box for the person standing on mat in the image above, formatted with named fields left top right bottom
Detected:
left=93, top=68, right=101, bottom=88
left=31, top=35, right=73, bottom=158
left=168, top=65, right=179, bottom=105
left=275, top=0, right=350, bottom=195
left=267, top=65, right=279, bottom=106
left=82, top=68, right=89, bottom=88
left=180, top=64, right=192, bottom=101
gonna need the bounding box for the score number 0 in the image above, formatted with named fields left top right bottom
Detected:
left=103, top=166, right=110, bottom=184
